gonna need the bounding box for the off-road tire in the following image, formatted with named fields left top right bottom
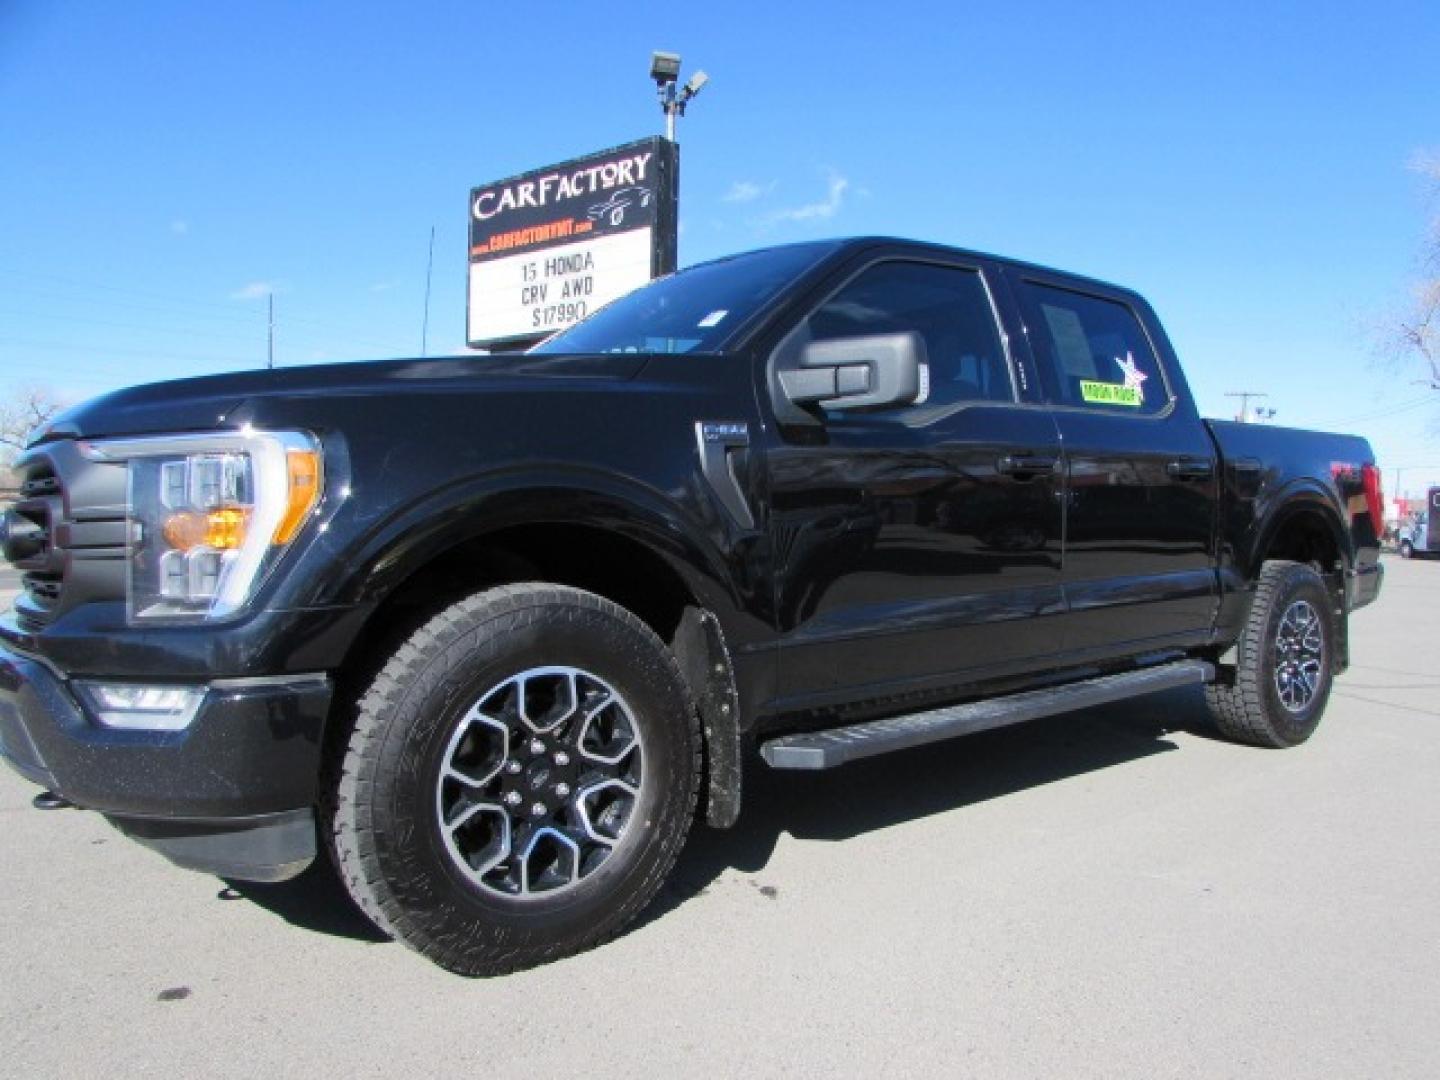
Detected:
left=327, top=584, right=700, bottom=975
left=1204, top=560, right=1336, bottom=748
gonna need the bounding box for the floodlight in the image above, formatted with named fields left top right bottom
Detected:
left=681, top=70, right=709, bottom=100
left=650, top=51, right=681, bottom=84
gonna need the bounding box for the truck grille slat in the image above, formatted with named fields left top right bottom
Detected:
left=5, top=445, right=128, bottom=626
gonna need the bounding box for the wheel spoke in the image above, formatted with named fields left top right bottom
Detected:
left=517, top=826, right=581, bottom=895
left=576, top=779, right=639, bottom=846
left=444, top=766, right=486, bottom=789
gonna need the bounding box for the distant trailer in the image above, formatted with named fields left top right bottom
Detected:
left=1397, top=486, right=1440, bottom=558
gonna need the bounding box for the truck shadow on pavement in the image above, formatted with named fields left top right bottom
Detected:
left=641, top=684, right=1208, bottom=927
left=225, top=685, right=1208, bottom=946
left=221, top=860, right=390, bottom=944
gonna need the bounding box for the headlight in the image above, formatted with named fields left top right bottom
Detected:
left=85, top=429, right=322, bottom=623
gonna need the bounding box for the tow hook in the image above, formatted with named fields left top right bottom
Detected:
left=32, top=791, right=73, bottom=810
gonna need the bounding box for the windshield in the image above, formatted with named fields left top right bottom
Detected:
left=530, top=241, right=841, bottom=355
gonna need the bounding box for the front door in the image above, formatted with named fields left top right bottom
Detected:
left=764, top=256, right=1067, bottom=710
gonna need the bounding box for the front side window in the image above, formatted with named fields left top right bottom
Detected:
left=801, top=261, right=1013, bottom=416
left=1021, top=282, right=1169, bottom=415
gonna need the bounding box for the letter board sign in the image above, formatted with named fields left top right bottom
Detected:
left=467, top=137, right=678, bottom=350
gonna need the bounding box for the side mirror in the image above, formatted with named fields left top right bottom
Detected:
left=779, top=332, right=925, bottom=411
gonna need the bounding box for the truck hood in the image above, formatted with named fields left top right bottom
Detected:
left=31, top=353, right=649, bottom=443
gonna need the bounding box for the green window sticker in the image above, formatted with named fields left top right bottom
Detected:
left=1080, top=380, right=1142, bottom=407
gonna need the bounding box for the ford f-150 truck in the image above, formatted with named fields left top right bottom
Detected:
left=0, top=237, right=1384, bottom=974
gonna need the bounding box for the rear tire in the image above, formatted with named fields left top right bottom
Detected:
left=327, top=584, right=700, bottom=975
left=1204, top=560, right=1335, bottom=748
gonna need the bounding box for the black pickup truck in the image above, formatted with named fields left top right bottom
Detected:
left=0, top=237, right=1384, bottom=974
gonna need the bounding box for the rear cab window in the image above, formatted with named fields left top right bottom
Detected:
left=1017, top=280, right=1171, bottom=416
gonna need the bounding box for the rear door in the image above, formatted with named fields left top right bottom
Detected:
left=1005, top=270, right=1221, bottom=657
left=763, top=253, right=1067, bottom=709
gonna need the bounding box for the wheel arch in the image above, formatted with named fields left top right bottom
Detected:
left=1248, top=483, right=1353, bottom=579
left=324, top=470, right=749, bottom=828
left=1234, top=483, right=1354, bottom=671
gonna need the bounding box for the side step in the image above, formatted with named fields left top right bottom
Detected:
left=760, top=660, right=1214, bottom=770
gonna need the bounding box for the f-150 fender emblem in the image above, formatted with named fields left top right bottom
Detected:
left=695, top=421, right=754, bottom=529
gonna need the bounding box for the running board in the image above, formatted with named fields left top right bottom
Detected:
left=760, top=660, right=1215, bottom=770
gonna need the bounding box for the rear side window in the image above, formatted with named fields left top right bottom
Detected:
left=805, top=261, right=1014, bottom=413
left=1021, top=282, right=1169, bottom=414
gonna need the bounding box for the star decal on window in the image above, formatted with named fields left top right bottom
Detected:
left=1115, top=352, right=1148, bottom=401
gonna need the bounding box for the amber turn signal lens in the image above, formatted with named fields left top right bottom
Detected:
left=162, top=507, right=250, bottom=551
left=273, top=450, right=321, bottom=544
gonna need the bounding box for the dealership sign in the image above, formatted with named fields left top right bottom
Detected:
left=467, top=137, right=678, bottom=350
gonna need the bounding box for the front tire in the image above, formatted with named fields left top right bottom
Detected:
left=328, top=584, right=700, bottom=975
left=1204, top=560, right=1336, bottom=748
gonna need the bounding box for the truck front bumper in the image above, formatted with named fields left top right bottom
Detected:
left=0, top=642, right=330, bottom=882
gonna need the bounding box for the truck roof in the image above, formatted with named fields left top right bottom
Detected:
left=848, top=236, right=1147, bottom=301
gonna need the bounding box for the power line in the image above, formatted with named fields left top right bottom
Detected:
left=0, top=272, right=419, bottom=354
left=0, top=308, right=258, bottom=343
left=0, top=306, right=411, bottom=359
left=1334, top=393, right=1437, bottom=425
left=0, top=305, right=415, bottom=360
left=0, top=270, right=278, bottom=325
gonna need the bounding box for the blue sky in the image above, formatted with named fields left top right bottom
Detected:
left=2, top=1, right=1438, bottom=499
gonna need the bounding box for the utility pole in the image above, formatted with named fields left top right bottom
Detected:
left=421, top=225, right=435, bottom=357
left=1225, top=390, right=1268, bottom=423
left=267, top=292, right=275, bottom=370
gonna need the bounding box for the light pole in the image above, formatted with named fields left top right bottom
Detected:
left=651, top=51, right=708, bottom=142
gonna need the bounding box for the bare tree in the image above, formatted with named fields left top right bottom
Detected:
left=0, top=386, right=66, bottom=474
left=1380, top=152, right=1440, bottom=390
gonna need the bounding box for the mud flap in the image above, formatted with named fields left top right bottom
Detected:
left=671, top=606, right=742, bottom=828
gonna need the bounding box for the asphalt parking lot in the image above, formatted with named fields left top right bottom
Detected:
left=2, top=557, right=1437, bottom=1078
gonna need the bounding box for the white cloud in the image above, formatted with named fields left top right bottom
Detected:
left=230, top=281, right=277, bottom=301
left=769, top=172, right=850, bottom=224
left=169, top=219, right=189, bottom=235
left=368, top=281, right=396, bottom=293
left=722, top=180, right=772, bottom=204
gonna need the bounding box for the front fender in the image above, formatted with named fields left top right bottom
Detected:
left=306, top=463, right=766, bottom=645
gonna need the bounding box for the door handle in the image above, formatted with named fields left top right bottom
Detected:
left=1166, top=457, right=1215, bottom=481
left=997, top=454, right=1060, bottom=479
